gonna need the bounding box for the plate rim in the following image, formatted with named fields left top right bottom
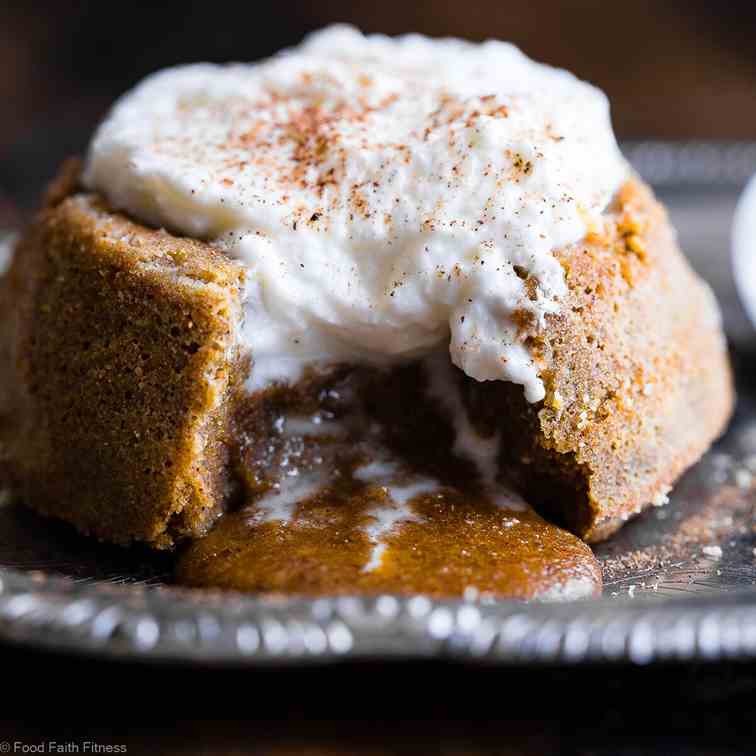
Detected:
left=3, top=563, right=756, bottom=666
left=2, top=140, right=756, bottom=667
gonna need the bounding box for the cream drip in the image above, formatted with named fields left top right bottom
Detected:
left=424, top=352, right=527, bottom=511
left=354, top=458, right=439, bottom=572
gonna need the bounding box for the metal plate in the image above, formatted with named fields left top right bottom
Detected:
left=1, top=141, right=756, bottom=666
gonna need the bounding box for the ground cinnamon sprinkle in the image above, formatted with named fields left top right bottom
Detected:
left=598, top=479, right=756, bottom=596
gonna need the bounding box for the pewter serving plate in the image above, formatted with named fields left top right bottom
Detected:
left=1, top=141, right=756, bottom=666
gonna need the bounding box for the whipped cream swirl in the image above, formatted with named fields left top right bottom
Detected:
left=84, top=25, right=628, bottom=401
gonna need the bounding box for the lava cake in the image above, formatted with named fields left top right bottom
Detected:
left=0, top=27, right=733, bottom=599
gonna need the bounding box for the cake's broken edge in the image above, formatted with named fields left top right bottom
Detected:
left=0, top=164, right=248, bottom=548
left=472, top=179, right=735, bottom=542
left=0, top=164, right=735, bottom=548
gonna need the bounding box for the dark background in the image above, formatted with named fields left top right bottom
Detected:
left=2, top=0, right=756, bottom=214
left=3, top=2, right=756, bottom=749
left=3, top=0, right=756, bottom=141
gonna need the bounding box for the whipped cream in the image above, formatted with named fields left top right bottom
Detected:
left=84, top=25, right=628, bottom=401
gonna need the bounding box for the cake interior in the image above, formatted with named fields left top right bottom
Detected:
left=177, top=360, right=602, bottom=600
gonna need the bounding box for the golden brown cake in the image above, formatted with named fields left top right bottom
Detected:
left=470, top=179, right=734, bottom=541
left=0, top=169, right=733, bottom=550
left=0, top=168, right=247, bottom=548
left=0, top=27, right=735, bottom=598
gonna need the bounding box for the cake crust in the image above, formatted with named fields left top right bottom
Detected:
left=0, top=167, right=734, bottom=547
left=1, top=176, right=247, bottom=547
left=465, top=180, right=734, bottom=540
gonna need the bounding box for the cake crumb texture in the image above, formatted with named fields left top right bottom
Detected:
left=1, top=183, right=247, bottom=547
left=470, top=180, right=734, bottom=541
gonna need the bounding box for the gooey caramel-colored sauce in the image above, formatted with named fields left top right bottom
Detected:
left=176, top=362, right=601, bottom=600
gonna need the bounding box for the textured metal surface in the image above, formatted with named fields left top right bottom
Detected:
left=623, top=141, right=756, bottom=188
left=0, top=141, right=755, bottom=666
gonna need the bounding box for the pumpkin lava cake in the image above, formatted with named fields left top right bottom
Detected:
left=0, top=27, right=733, bottom=599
